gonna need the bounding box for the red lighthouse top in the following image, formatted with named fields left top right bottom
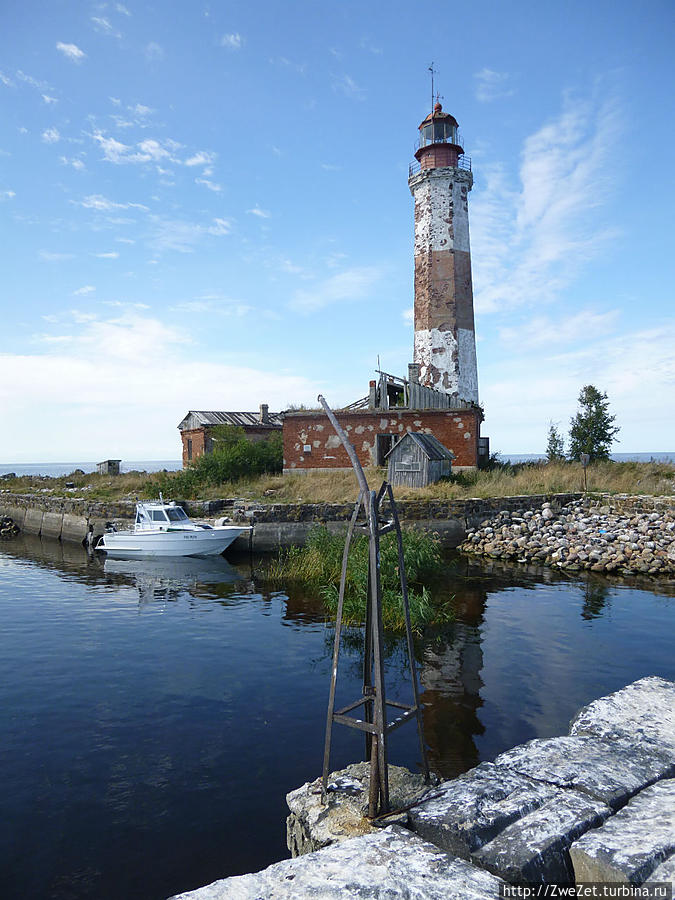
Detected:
left=414, top=101, right=465, bottom=171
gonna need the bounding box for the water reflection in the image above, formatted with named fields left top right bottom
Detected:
left=102, top=556, right=253, bottom=605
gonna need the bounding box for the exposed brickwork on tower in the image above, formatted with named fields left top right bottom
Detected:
left=409, top=104, right=479, bottom=405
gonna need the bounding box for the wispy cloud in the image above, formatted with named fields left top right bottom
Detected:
left=474, top=68, right=514, bottom=103
left=56, top=42, right=86, bottom=62
left=171, top=296, right=253, bottom=316
left=247, top=206, right=271, bottom=219
left=0, top=71, right=14, bottom=87
left=148, top=216, right=233, bottom=253
left=195, top=177, right=222, bottom=192
left=1, top=189, right=16, bottom=201
left=59, top=155, right=86, bottom=171
left=73, top=285, right=96, bottom=295
left=499, top=309, right=619, bottom=347
left=401, top=307, right=414, bottom=326
left=77, top=193, right=149, bottom=211
left=42, top=94, right=58, bottom=104
left=94, top=251, right=120, bottom=259
left=184, top=150, right=216, bottom=167
left=91, top=16, right=121, bottom=38
left=145, top=42, right=164, bottom=62
left=221, top=33, right=242, bottom=50
left=290, top=265, right=382, bottom=313
left=42, top=127, right=61, bottom=143
left=471, top=90, right=622, bottom=314
left=40, top=250, right=75, bottom=262
left=332, top=74, right=365, bottom=100
left=116, top=4, right=131, bottom=16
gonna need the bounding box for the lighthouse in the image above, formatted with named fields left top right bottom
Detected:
left=408, top=102, right=479, bottom=405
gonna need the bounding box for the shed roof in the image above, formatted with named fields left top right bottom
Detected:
left=178, top=410, right=282, bottom=431
left=385, top=432, right=456, bottom=461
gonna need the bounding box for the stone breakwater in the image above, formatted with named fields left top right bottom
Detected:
left=461, top=496, right=675, bottom=577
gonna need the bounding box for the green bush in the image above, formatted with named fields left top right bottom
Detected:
left=263, top=525, right=454, bottom=633
left=148, top=427, right=283, bottom=498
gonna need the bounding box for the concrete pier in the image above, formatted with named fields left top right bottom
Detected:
left=168, top=677, right=675, bottom=898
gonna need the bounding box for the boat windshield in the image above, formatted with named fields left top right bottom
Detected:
left=166, top=507, right=188, bottom=522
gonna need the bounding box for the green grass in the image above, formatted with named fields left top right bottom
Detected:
left=262, top=525, right=454, bottom=634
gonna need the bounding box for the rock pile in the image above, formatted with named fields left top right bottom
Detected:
left=461, top=498, right=675, bottom=576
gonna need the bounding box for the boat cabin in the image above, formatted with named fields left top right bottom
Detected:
left=135, top=501, right=190, bottom=531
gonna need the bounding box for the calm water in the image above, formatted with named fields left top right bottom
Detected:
left=1, top=537, right=674, bottom=900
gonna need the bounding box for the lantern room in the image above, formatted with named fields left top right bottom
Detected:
left=414, top=101, right=467, bottom=171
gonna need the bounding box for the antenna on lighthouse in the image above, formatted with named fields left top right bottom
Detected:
left=428, top=62, right=436, bottom=115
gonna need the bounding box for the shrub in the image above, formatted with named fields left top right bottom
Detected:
left=263, top=525, right=454, bottom=633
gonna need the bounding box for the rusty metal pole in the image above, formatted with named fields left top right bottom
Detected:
left=317, top=395, right=430, bottom=816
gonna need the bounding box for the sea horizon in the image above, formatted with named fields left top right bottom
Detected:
left=1, top=451, right=675, bottom=479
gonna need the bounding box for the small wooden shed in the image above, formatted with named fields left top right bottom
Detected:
left=385, top=433, right=455, bottom=488
left=97, top=459, right=121, bottom=476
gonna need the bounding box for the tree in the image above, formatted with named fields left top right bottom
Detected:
left=568, top=385, right=620, bottom=462
left=545, top=421, right=566, bottom=462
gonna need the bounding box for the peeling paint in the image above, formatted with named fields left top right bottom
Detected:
left=355, top=425, right=365, bottom=434
left=326, top=435, right=341, bottom=449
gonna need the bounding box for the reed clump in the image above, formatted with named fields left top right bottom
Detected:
left=262, top=525, right=453, bottom=634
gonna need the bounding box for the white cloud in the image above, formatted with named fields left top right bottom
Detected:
left=145, top=42, right=164, bottom=61
left=42, top=127, right=61, bottom=143
left=0, top=71, right=14, bottom=87
left=195, top=177, right=222, bottom=192
left=77, top=193, right=149, bottom=211
left=171, top=297, right=253, bottom=316
left=481, top=319, right=675, bottom=452
left=40, top=251, right=75, bottom=262
left=59, top=155, right=86, bottom=171
left=94, top=251, right=120, bottom=259
left=402, top=307, right=414, bottom=326
left=474, top=68, right=514, bottom=103
left=116, top=4, right=131, bottom=16
left=247, top=206, right=271, bottom=219
left=73, top=285, right=96, bottom=295
left=42, top=94, right=58, bottom=104
left=130, top=103, right=152, bottom=116
left=56, top=42, right=86, bottom=62
left=0, top=313, right=319, bottom=458
left=91, top=16, right=120, bottom=37
left=499, top=309, right=619, bottom=348
left=1, top=189, right=16, bottom=201
left=184, top=150, right=216, bottom=167
left=290, top=266, right=382, bottom=313
left=148, top=216, right=233, bottom=253
left=90, top=131, right=185, bottom=165
left=221, top=33, right=242, bottom=50
left=332, top=73, right=365, bottom=100
left=471, top=90, right=621, bottom=314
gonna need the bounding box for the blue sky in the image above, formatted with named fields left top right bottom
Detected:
left=1, top=0, right=673, bottom=461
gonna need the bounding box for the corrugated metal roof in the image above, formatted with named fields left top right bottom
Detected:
left=385, top=432, right=456, bottom=461
left=178, top=410, right=282, bottom=431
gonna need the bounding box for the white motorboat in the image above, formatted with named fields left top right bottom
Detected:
left=95, top=497, right=249, bottom=559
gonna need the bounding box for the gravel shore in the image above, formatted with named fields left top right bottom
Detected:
left=460, top=497, right=675, bottom=576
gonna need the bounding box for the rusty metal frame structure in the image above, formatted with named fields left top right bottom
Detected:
left=318, top=394, right=429, bottom=817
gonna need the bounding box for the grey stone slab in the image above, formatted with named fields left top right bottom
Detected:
left=473, top=789, right=611, bottom=884
left=494, top=734, right=675, bottom=809
left=168, top=826, right=505, bottom=900
left=570, top=778, right=675, bottom=884
left=61, top=513, right=89, bottom=543
left=570, top=677, right=675, bottom=761
left=408, top=761, right=562, bottom=859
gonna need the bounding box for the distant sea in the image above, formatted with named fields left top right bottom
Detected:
left=1, top=453, right=673, bottom=479
left=503, top=452, right=675, bottom=464
left=0, top=460, right=182, bottom=477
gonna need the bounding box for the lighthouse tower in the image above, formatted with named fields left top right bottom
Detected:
left=408, top=102, right=478, bottom=404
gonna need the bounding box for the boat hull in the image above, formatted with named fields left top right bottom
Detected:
left=97, top=526, right=247, bottom=559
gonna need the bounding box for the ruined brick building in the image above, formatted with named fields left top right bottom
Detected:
left=283, top=101, right=486, bottom=474
left=178, top=406, right=281, bottom=468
